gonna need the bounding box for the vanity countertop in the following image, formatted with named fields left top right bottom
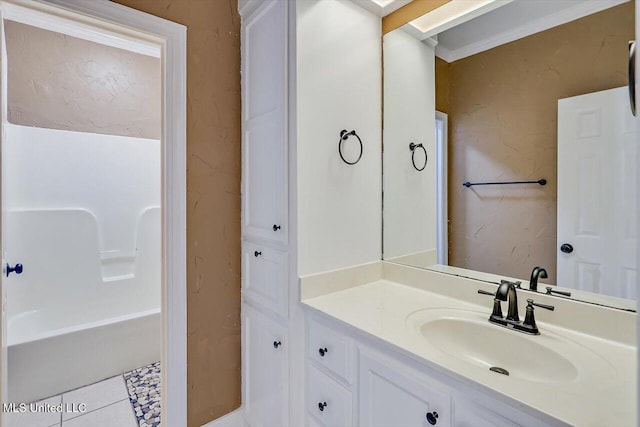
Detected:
left=300, top=262, right=637, bottom=426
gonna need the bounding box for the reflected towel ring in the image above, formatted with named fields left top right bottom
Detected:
left=338, top=129, right=363, bottom=165
left=409, top=142, right=427, bottom=171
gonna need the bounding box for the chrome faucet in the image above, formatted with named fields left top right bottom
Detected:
left=529, top=266, right=548, bottom=291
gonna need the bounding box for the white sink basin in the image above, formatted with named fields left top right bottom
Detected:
left=406, top=308, right=616, bottom=385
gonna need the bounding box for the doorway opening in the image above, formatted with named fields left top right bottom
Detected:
left=0, top=1, right=186, bottom=426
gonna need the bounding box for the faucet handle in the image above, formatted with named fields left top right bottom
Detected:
left=477, top=290, right=504, bottom=318
left=522, top=298, right=554, bottom=335
left=545, top=286, right=572, bottom=297
left=528, top=298, right=555, bottom=311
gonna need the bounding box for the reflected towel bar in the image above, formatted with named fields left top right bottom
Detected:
left=463, top=179, right=547, bottom=188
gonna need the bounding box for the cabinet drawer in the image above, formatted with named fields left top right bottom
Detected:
left=308, top=317, right=354, bottom=383
left=307, top=365, right=352, bottom=427
left=243, top=242, right=288, bottom=317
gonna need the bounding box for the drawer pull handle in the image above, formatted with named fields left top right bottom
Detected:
left=254, top=251, right=262, bottom=257
left=426, top=411, right=438, bottom=425
left=318, top=401, right=327, bottom=412
left=273, top=341, right=282, bottom=349
left=273, top=224, right=281, bottom=231
left=318, top=347, right=328, bottom=357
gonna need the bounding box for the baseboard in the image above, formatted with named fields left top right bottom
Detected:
left=201, top=408, right=245, bottom=427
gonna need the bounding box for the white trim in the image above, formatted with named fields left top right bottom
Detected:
left=407, top=0, right=513, bottom=41
left=2, top=2, right=160, bottom=57
left=436, top=0, right=629, bottom=62
left=200, top=408, right=246, bottom=427
left=435, top=111, right=448, bottom=265
left=238, top=0, right=262, bottom=18
left=6, top=0, right=187, bottom=425
left=351, top=0, right=411, bottom=17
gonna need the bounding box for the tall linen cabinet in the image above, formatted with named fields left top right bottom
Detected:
left=240, top=0, right=383, bottom=426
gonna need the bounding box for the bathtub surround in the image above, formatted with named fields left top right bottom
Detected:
left=437, top=1, right=634, bottom=283
left=4, top=125, right=161, bottom=286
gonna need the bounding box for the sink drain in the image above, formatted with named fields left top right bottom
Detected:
left=489, top=366, right=509, bottom=376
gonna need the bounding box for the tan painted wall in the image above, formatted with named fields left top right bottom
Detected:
left=437, top=2, right=634, bottom=283
left=5, top=21, right=161, bottom=139
left=111, top=1, right=241, bottom=425
left=434, top=56, right=449, bottom=113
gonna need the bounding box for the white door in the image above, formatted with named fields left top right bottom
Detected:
left=557, top=87, right=637, bottom=299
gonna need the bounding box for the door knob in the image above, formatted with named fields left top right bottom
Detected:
left=426, top=411, right=438, bottom=425
left=6, top=263, right=23, bottom=277
left=273, top=224, right=281, bottom=232
left=560, top=243, right=574, bottom=254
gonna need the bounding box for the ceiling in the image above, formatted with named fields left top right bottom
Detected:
left=433, top=0, right=630, bottom=62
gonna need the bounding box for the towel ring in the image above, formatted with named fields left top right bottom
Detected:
left=409, top=142, right=427, bottom=171
left=338, top=129, right=363, bottom=165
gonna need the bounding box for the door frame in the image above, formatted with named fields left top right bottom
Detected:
left=435, top=111, right=448, bottom=265
left=0, top=0, right=187, bottom=425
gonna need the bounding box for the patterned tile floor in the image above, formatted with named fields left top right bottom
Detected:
left=124, top=361, right=162, bottom=427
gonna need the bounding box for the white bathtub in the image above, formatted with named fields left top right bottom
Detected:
left=8, top=308, right=161, bottom=403
left=4, top=207, right=162, bottom=402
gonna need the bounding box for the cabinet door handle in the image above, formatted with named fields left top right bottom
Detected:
left=426, top=411, right=439, bottom=425
left=273, top=341, right=282, bottom=349
left=318, top=347, right=328, bottom=357
left=318, top=402, right=327, bottom=412
left=273, top=224, right=281, bottom=231
left=254, top=251, right=262, bottom=257
left=6, top=263, right=23, bottom=277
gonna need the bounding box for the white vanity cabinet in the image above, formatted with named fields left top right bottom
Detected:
left=305, top=313, right=557, bottom=427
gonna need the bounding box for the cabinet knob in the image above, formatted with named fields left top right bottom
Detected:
left=426, top=411, right=438, bottom=425
left=273, top=341, right=282, bottom=349
left=273, top=224, right=281, bottom=231
left=318, top=347, right=328, bottom=357
left=254, top=251, right=262, bottom=257
left=6, top=263, right=23, bottom=277
left=318, top=402, right=327, bottom=412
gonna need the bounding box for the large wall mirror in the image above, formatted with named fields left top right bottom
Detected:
left=382, top=0, right=636, bottom=311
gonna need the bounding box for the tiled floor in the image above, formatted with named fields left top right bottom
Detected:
left=6, top=375, right=138, bottom=427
